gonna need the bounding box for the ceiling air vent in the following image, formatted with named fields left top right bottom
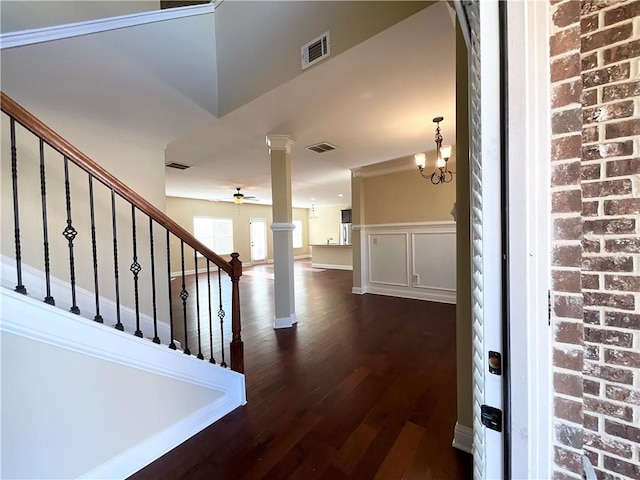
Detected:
left=306, top=142, right=337, bottom=154
left=165, top=162, right=192, bottom=170
left=302, top=31, right=330, bottom=70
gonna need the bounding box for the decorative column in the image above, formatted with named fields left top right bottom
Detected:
left=266, top=135, right=297, bottom=329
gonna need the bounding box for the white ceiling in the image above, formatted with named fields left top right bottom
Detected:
left=1, top=1, right=456, bottom=209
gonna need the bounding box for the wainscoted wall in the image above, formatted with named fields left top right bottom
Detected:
left=355, top=221, right=456, bottom=303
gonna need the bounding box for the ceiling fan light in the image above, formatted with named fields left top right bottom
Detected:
left=233, top=195, right=244, bottom=205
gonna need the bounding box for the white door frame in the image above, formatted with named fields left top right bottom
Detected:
left=504, top=2, right=552, bottom=479
left=249, top=217, right=267, bottom=264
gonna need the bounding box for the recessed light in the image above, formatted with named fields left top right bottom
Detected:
left=338, top=194, right=343, bottom=197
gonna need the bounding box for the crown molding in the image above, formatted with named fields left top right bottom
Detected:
left=266, top=135, right=295, bottom=153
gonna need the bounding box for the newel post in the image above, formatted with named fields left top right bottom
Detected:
left=229, top=252, right=244, bottom=373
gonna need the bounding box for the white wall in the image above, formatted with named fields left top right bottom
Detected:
left=308, top=204, right=350, bottom=245
left=1, top=289, right=245, bottom=479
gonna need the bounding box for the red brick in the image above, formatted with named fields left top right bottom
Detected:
left=583, top=100, right=634, bottom=124
left=584, top=291, right=635, bottom=310
left=580, top=164, right=601, bottom=181
left=581, top=52, right=598, bottom=71
left=603, top=455, right=640, bottom=478
left=552, top=26, right=581, bottom=57
left=552, top=52, right=583, bottom=82
left=583, top=238, right=601, bottom=253
left=554, top=445, right=583, bottom=474
left=582, top=88, right=597, bottom=106
left=581, top=0, right=626, bottom=15
left=555, top=319, right=584, bottom=344
left=584, top=413, right=599, bottom=431
left=585, top=397, right=633, bottom=422
left=582, top=201, right=599, bottom=217
left=555, top=217, right=583, bottom=239
left=584, top=431, right=633, bottom=458
left=554, top=371, right=584, bottom=398
left=605, top=385, right=640, bottom=406
left=585, top=326, right=633, bottom=347
left=582, top=256, right=633, bottom=273
left=604, top=198, right=640, bottom=215
left=584, top=309, right=601, bottom=325
left=605, top=419, right=640, bottom=443
left=554, top=295, right=584, bottom=319
left=582, top=23, right=633, bottom=53
left=606, top=158, right=639, bottom=177
left=603, top=80, right=640, bottom=102
left=605, top=274, right=640, bottom=292
left=582, top=63, right=630, bottom=89
left=552, top=245, right=582, bottom=267
left=553, top=1, right=581, bottom=27
left=584, top=342, right=600, bottom=359
left=554, top=345, right=584, bottom=370
left=605, top=1, right=640, bottom=25
left=584, top=449, right=599, bottom=469
left=553, top=80, right=583, bottom=109
left=581, top=13, right=599, bottom=33
left=555, top=422, right=583, bottom=448
left=554, top=397, right=583, bottom=424
left=582, top=140, right=633, bottom=160
left=605, top=118, right=640, bottom=139
left=553, top=162, right=582, bottom=186
left=582, top=125, right=599, bottom=143
left=583, top=218, right=635, bottom=235
left=584, top=362, right=634, bottom=384
left=552, top=135, right=582, bottom=161
left=582, top=179, right=632, bottom=198
left=552, top=108, right=582, bottom=134
left=605, top=348, right=640, bottom=368
left=552, top=189, right=583, bottom=213
left=582, top=273, right=599, bottom=289
left=604, top=39, right=640, bottom=64
left=583, top=378, right=600, bottom=396
left=604, top=310, right=640, bottom=330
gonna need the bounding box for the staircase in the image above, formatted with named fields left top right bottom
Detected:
left=0, top=93, right=246, bottom=479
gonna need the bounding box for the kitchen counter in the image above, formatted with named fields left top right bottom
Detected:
left=310, top=244, right=353, bottom=270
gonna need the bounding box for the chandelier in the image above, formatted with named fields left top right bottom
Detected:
left=415, top=116, right=453, bottom=185
left=309, top=203, right=319, bottom=220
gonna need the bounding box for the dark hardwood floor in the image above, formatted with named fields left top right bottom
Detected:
left=130, top=260, right=472, bottom=480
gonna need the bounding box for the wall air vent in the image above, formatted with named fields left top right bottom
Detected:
left=306, top=142, right=337, bottom=154
left=165, top=162, right=192, bottom=170
left=302, top=31, right=330, bottom=70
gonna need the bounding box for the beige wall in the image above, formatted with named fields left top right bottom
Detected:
left=454, top=21, right=472, bottom=430
left=361, top=163, right=457, bottom=225
left=166, top=196, right=310, bottom=272
left=308, top=204, right=351, bottom=245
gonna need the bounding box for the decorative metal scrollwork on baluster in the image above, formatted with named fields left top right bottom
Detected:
left=218, top=266, right=227, bottom=368
left=62, top=157, right=80, bottom=315
left=130, top=205, right=143, bottom=338
left=180, top=240, right=191, bottom=355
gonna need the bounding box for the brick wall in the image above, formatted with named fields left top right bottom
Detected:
left=551, top=1, right=640, bottom=479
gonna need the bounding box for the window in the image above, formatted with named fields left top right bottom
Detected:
left=193, top=217, right=234, bottom=255
left=292, top=220, right=303, bottom=249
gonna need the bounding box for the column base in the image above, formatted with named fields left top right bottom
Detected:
left=452, top=421, right=473, bottom=454
left=273, top=313, right=298, bottom=329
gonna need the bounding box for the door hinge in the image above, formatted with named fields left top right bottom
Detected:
left=481, top=405, right=503, bottom=432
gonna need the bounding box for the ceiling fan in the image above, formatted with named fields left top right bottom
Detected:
left=231, top=187, right=257, bottom=205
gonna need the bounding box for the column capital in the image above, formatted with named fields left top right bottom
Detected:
left=266, top=134, right=295, bottom=153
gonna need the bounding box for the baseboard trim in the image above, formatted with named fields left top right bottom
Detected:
left=82, top=395, right=241, bottom=479
left=352, top=287, right=366, bottom=295
left=452, top=422, right=473, bottom=454
left=273, top=313, right=298, bottom=329
left=365, top=285, right=456, bottom=304
left=311, top=263, right=353, bottom=271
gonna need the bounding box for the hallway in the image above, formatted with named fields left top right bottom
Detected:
left=131, top=260, right=472, bottom=479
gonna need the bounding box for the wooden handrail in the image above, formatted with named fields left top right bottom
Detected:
left=0, top=92, right=234, bottom=276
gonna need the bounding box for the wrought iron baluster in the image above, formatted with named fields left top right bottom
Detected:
left=39, top=138, right=53, bottom=304
left=150, top=218, right=160, bottom=344
left=10, top=118, right=27, bottom=295
left=130, top=205, right=142, bottom=338
left=88, top=176, right=102, bottom=322
left=207, top=259, right=216, bottom=364
left=62, top=157, right=80, bottom=314
left=218, top=266, right=226, bottom=368
left=167, top=230, right=176, bottom=350
left=195, top=251, right=203, bottom=360
left=111, top=190, right=123, bottom=331
left=180, top=240, right=191, bottom=355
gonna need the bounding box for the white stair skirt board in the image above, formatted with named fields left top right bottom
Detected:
left=311, top=263, right=353, bottom=271
left=273, top=313, right=298, bottom=329
left=452, top=422, right=473, bottom=454
left=1, top=255, right=173, bottom=344
left=1, top=288, right=246, bottom=479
